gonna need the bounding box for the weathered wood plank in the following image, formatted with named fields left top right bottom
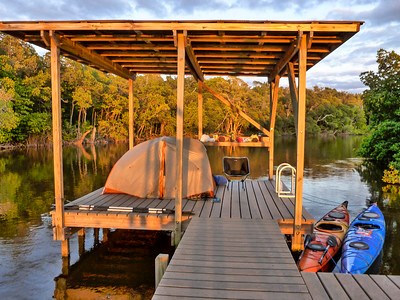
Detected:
left=254, top=181, right=280, bottom=219
left=264, top=180, right=293, bottom=219
left=370, top=274, right=400, bottom=299
left=154, top=286, right=311, bottom=300
left=245, top=181, right=262, bottom=219
left=159, top=278, right=309, bottom=293
left=352, top=274, right=390, bottom=300
left=239, top=181, right=251, bottom=218
left=162, top=272, right=304, bottom=284
left=317, top=273, right=350, bottom=300
left=388, top=275, right=400, bottom=288
left=231, top=181, right=241, bottom=218
left=301, top=272, right=330, bottom=299
left=209, top=185, right=225, bottom=218
left=334, top=274, right=369, bottom=300
left=174, top=247, right=294, bottom=258
left=165, top=264, right=302, bottom=277
left=221, top=183, right=232, bottom=218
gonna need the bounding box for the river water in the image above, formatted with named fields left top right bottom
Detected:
left=0, top=136, right=399, bottom=299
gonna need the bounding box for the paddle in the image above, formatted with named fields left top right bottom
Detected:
left=318, top=235, right=338, bottom=264
left=297, top=234, right=314, bottom=261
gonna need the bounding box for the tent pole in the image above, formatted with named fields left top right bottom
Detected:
left=175, top=33, right=185, bottom=246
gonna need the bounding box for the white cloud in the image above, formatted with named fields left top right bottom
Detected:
left=0, top=0, right=396, bottom=93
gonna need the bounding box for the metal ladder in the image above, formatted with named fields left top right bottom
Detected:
left=275, top=163, right=296, bottom=198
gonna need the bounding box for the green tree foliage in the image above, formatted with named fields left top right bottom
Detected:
left=359, top=49, right=400, bottom=172
left=0, top=34, right=367, bottom=145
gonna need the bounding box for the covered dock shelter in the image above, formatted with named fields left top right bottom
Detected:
left=0, top=20, right=363, bottom=254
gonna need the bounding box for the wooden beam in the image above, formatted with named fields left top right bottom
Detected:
left=287, top=62, right=299, bottom=135
left=128, top=76, right=136, bottom=150
left=268, top=32, right=302, bottom=82
left=53, top=33, right=131, bottom=79
left=50, top=31, right=65, bottom=242
left=185, top=41, right=204, bottom=81
left=200, top=82, right=270, bottom=137
left=269, top=75, right=280, bottom=180
left=175, top=33, right=185, bottom=246
left=0, top=20, right=363, bottom=33
left=198, top=80, right=203, bottom=138
left=292, top=34, right=307, bottom=252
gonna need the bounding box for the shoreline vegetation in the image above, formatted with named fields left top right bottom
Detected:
left=1, top=34, right=366, bottom=147
left=1, top=34, right=398, bottom=184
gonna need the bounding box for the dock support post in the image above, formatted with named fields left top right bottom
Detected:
left=198, top=80, right=203, bottom=138
left=61, top=239, right=70, bottom=258
left=94, top=228, right=100, bottom=245
left=174, top=32, right=185, bottom=246
left=50, top=31, right=65, bottom=244
left=269, top=75, right=280, bottom=180
left=155, top=254, right=169, bottom=289
left=292, top=34, right=307, bottom=251
left=78, top=228, right=85, bottom=256
left=102, top=228, right=109, bottom=242
left=128, top=76, right=136, bottom=150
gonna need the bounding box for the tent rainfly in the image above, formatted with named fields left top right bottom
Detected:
left=103, top=136, right=215, bottom=199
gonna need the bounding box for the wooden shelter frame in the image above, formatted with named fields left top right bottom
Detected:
left=0, top=20, right=363, bottom=251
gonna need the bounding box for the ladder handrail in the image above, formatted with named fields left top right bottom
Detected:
left=276, top=163, right=296, bottom=198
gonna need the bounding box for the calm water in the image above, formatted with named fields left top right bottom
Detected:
left=0, top=136, right=399, bottom=298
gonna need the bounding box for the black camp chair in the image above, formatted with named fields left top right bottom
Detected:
left=222, top=156, right=250, bottom=190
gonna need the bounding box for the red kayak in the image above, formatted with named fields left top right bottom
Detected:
left=297, top=201, right=349, bottom=272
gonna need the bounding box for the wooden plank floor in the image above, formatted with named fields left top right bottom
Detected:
left=301, top=272, right=400, bottom=300
left=58, top=180, right=314, bottom=234
left=153, top=218, right=311, bottom=300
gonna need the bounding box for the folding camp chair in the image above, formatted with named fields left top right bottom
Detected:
left=222, top=156, right=250, bottom=190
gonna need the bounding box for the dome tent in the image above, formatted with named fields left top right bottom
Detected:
left=103, top=136, right=215, bottom=199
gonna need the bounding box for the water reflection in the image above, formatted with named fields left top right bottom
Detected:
left=53, top=229, right=173, bottom=300
left=1, top=136, right=400, bottom=299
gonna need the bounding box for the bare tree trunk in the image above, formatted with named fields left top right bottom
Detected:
left=73, top=129, right=91, bottom=146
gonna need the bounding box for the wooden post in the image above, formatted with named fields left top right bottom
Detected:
left=155, top=254, right=169, bottom=289
left=102, top=228, right=109, bottom=242
left=128, top=77, right=135, bottom=150
left=50, top=31, right=65, bottom=243
left=292, top=35, right=307, bottom=251
left=78, top=228, right=85, bottom=256
left=287, top=62, right=299, bottom=135
left=61, top=239, right=70, bottom=258
left=198, top=80, right=203, bottom=138
left=94, top=228, right=100, bottom=245
left=269, top=75, right=280, bottom=180
left=175, top=33, right=185, bottom=246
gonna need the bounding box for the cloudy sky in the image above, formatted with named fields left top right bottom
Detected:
left=0, top=0, right=399, bottom=93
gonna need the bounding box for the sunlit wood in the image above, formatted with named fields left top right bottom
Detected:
left=269, top=75, right=280, bottom=179
left=50, top=32, right=65, bottom=242
left=293, top=35, right=308, bottom=252
left=175, top=33, right=185, bottom=246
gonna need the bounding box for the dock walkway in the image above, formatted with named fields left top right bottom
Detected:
left=154, top=218, right=400, bottom=300
left=154, top=218, right=310, bottom=299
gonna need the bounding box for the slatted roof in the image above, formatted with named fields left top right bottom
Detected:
left=0, top=20, right=363, bottom=81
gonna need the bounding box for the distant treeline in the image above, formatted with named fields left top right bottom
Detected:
left=0, top=34, right=367, bottom=145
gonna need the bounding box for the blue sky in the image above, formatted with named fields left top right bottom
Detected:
left=0, top=0, right=399, bottom=93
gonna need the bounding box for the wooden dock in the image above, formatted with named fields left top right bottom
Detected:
left=154, top=218, right=310, bottom=299
left=153, top=218, right=400, bottom=300
left=59, top=179, right=314, bottom=235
